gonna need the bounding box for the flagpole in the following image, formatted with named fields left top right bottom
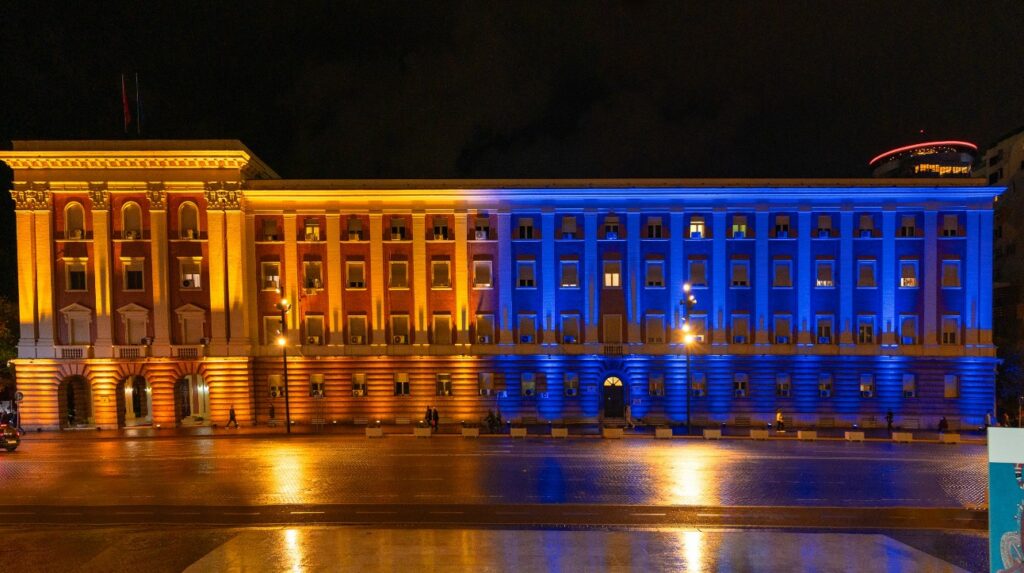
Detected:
left=121, top=74, right=128, bottom=134
left=135, top=73, right=141, bottom=136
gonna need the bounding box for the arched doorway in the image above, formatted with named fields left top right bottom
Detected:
left=116, top=375, right=151, bottom=427
left=58, top=375, right=92, bottom=428
left=174, top=374, right=210, bottom=426
left=602, top=376, right=626, bottom=419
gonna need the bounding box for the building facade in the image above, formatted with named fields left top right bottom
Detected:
left=1, top=140, right=1001, bottom=431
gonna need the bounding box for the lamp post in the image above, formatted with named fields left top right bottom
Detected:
left=681, top=283, right=697, bottom=435
left=276, top=298, right=293, bottom=434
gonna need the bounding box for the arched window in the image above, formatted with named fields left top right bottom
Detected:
left=122, top=202, right=142, bottom=239
left=179, top=202, right=199, bottom=239
left=65, top=202, right=85, bottom=240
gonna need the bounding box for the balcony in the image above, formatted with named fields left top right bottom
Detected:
left=113, top=345, right=147, bottom=359
left=172, top=345, right=204, bottom=359
left=55, top=345, right=92, bottom=359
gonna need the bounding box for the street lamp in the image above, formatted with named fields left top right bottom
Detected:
left=276, top=298, right=293, bottom=434
left=681, top=283, right=697, bottom=435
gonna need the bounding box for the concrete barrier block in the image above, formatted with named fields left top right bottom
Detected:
left=414, top=427, right=432, bottom=438
left=602, top=427, right=624, bottom=439
left=654, top=427, right=673, bottom=439
left=844, top=431, right=865, bottom=442
left=939, top=433, right=961, bottom=444
left=461, top=427, right=480, bottom=438
left=892, top=431, right=913, bottom=443
left=750, top=429, right=770, bottom=440
left=703, top=428, right=722, bottom=440
left=797, top=430, right=817, bottom=441
left=365, top=427, right=384, bottom=438
left=510, top=427, right=528, bottom=438
left=551, top=427, right=569, bottom=438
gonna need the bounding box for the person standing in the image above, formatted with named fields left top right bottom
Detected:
left=431, top=407, right=439, bottom=432
left=938, top=416, right=948, bottom=433
left=424, top=406, right=432, bottom=427
left=886, top=410, right=894, bottom=434
left=227, top=405, right=239, bottom=429
left=985, top=411, right=993, bottom=428
left=624, top=404, right=635, bottom=430
left=775, top=409, right=785, bottom=432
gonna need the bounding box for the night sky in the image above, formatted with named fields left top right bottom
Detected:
left=1, top=1, right=1023, bottom=298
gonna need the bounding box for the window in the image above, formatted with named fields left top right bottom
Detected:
left=261, top=218, right=279, bottom=241
left=857, top=315, right=875, bottom=344
left=180, top=259, right=201, bottom=289
left=733, top=373, right=749, bottom=397
left=944, top=374, right=959, bottom=398
left=478, top=372, right=495, bottom=396
left=436, top=373, right=453, bottom=396
left=603, top=261, right=621, bottom=288
left=124, top=259, right=145, bottom=291
left=603, top=215, right=620, bottom=239
left=347, top=315, right=367, bottom=345
left=649, top=374, right=665, bottom=397
left=941, top=214, right=959, bottom=237
left=645, top=260, right=665, bottom=287
left=941, top=260, right=961, bottom=288
left=475, top=314, right=495, bottom=343
left=857, top=213, right=875, bottom=237
left=352, top=373, right=367, bottom=397
left=389, top=260, right=408, bottom=288
left=517, top=261, right=536, bottom=288
left=689, top=315, right=708, bottom=342
left=818, top=373, right=833, bottom=398
left=774, top=315, right=792, bottom=344
left=692, top=373, right=707, bottom=397
left=269, top=374, right=285, bottom=398
left=857, top=260, right=876, bottom=287
left=261, top=262, right=280, bottom=291
left=180, top=313, right=204, bottom=345
left=521, top=373, right=537, bottom=397
left=603, top=314, right=623, bottom=343
left=432, top=314, right=452, bottom=345
left=899, top=214, right=917, bottom=238
left=307, top=218, right=323, bottom=241
left=66, top=260, right=87, bottom=292
left=432, top=259, right=451, bottom=288
left=731, top=314, right=750, bottom=344
left=815, top=260, right=834, bottom=288
left=773, top=259, right=792, bottom=288
left=899, top=315, right=918, bottom=345
left=646, top=216, right=663, bottom=238
left=518, top=314, right=537, bottom=343
left=645, top=314, right=665, bottom=343
left=305, top=315, right=324, bottom=345
left=389, top=217, right=407, bottom=240
left=310, top=373, right=325, bottom=398
left=65, top=202, right=86, bottom=239
left=391, top=314, right=410, bottom=344
left=179, top=202, right=199, bottom=239
left=688, top=259, right=707, bottom=287
left=564, top=373, right=580, bottom=396
left=560, top=215, right=578, bottom=239
left=941, top=316, right=960, bottom=345
left=816, top=316, right=833, bottom=344
left=304, top=261, right=323, bottom=289
left=774, top=214, right=791, bottom=238
left=122, top=202, right=142, bottom=239
left=815, top=214, right=833, bottom=237
left=859, top=374, right=874, bottom=398
left=472, top=259, right=492, bottom=288
left=688, top=215, right=705, bottom=239
left=731, top=215, right=748, bottom=238
left=561, top=314, right=580, bottom=344
left=776, top=373, right=791, bottom=397
left=263, top=316, right=282, bottom=345
left=123, top=312, right=147, bottom=346
left=394, top=373, right=410, bottom=396
left=730, top=260, right=749, bottom=287
left=899, top=260, right=919, bottom=288
left=902, top=374, right=916, bottom=398
left=345, top=217, right=362, bottom=241
left=517, top=217, right=535, bottom=239
left=432, top=216, right=450, bottom=240
left=473, top=216, right=491, bottom=240
left=560, top=260, right=579, bottom=288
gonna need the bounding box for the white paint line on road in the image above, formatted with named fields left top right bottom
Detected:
left=289, top=511, right=325, bottom=515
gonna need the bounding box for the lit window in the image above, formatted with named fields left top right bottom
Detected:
left=517, top=261, right=536, bottom=288
left=123, top=259, right=145, bottom=291
left=306, top=218, right=323, bottom=241
left=773, top=259, right=792, bottom=288
left=179, top=202, right=199, bottom=240
left=352, top=373, right=367, bottom=397
left=435, top=373, right=453, bottom=396
left=309, top=373, right=325, bottom=397
left=393, top=373, right=409, bottom=396
left=730, top=260, right=749, bottom=287
left=65, top=202, right=86, bottom=239
left=472, top=259, right=492, bottom=288
left=944, top=374, right=959, bottom=398
left=603, top=261, right=622, bottom=288
left=66, top=260, right=88, bottom=292
left=688, top=259, right=707, bottom=287
left=263, top=316, right=281, bottom=345
left=269, top=374, right=285, bottom=398
left=941, top=260, right=961, bottom=288
left=261, top=262, right=280, bottom=291
left=774, top=315, right=792, bottom=344
left=432, top=259, right=451, bottom=288
left=815, top=260, right=834, bottom=288
left=688, top=315, right=707, bottom=342
left=180, top=260, right=201, bottom=289
left=902, top=374, right=916, bottom=398
left=900, top=315, right=918, bottom=345
left=941, top=316, right=960, bottom=345
left=731, top=215, right=748, bottom=238
left=560, top=260, right=579, bottom=288
left=122, top=202, right=142, bottom=239
left=688, top=215, right=705, bottom=239
left=389, top=260, right=408, bottom=288
left=645, top=260, right=665, bottom=287
left=857, top=315, right=875, bottom=344
left=857, top=260, right=876, bottom=288
left=304, top=261, right=323, bottom=289
left=859, top=374, right=874, bottom=398
left=517, top=217, right=535, bottom=239
left=899, top=260, right=919, bottom=288
left=561, top=314, right=580, bottom=344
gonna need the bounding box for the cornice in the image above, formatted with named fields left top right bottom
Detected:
left=0, top=150, right=255, bottom=171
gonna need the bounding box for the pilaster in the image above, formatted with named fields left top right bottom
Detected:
left=754, top=209, right=769, bottom=344
left=89, top=184, right=112, bottom=357
left=541, top=210, right=557, bottom=344
left=325, top=212, right=344, bottom=344
left=15, top=210, right=37, bottom=354
left=796, top=209, right=811, bottom=345
left=711, top=210, right=727, bottom=345
left=412, top=212, right=429, bottom=345
left=838, top=209, right=854, bottom=345
left=206, top=209, right=228, bottom=354
left=147, top=184, right=171, bottom=355
left=668, top=210, right=685, bottom=343
left=453, top=210, right=470, bottom=345
left=881, top=209, right=896, bottom=345
left=922, top=209, right=938, bottom=347
left=583, top=210, right=599, bottom=342
left=965, top=210, right=981, bottom=345
left=979, top=208, right=994, bottom=345
left=225, top=208, right=250, bottom=355
left=369, top=211, right=386, bottom=345
left=282, top=212, right=299, bottom=337
left=496, top=211, right=513, bottom=345
left=626, top=211, right=641, bottom=343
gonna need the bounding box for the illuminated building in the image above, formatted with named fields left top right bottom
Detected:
left=869, top=140, right=977, bottom=178
left=0, top=140, right=1001, bottom=430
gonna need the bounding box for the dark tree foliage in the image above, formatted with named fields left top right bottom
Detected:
left=0, top=296, right=17, bottom=381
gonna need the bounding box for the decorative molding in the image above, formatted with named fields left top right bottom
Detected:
left=146, top=182, right=167, bottom=210
left=204, top=181, right=242, bottom=210
left=87, top=182, right=109, bottom=210
left=10, top=181, right=51, bottom=210
left=0, top=152, right=254, bottom=171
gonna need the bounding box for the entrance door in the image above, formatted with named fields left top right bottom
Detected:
left=58, top=376, right=91, bottom=428
left=603, top=376, right=625, bottom=418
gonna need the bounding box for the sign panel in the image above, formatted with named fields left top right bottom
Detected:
left=989, top=428, right=1024, bottom=573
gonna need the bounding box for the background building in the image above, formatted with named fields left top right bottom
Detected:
left=0, top=140, right=1001, bottom=431
left=869, top=140, right=977, bottom=178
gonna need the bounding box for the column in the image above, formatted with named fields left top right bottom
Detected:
left=583, top=210, right=599, bottom=342
left=838, top=209, right=854, bottom=345
left=880, top=209, right=896, bottom=345
left=325, top=212, right=344, bottom=344
left=964, top=210, right=981, bottom=345
left=225, top=208, right=250, bottom=355
left=282, top=212, right=299, bottom=335
left=244, top=212, right=259, bottom=343
left=454, top=210, right=470, bottom=345
left=90, top=197, right=113, bottom=357
left=148, top=188, right=171, bottom=355
left=796, top=209, right=811, bottom=345
left=541, top=210, right=557, bottom=344
left=207, top=209, right=229, bottom=353
left=754, top=210, right=769, bottom=344
left=496, top=211, right=513, bottom=345
left=412, top=211, right=428, bottom=345
left=668, top=210, right=685, bottom=342
left=979, top=208, right=994, bottom=345
left=626, top=211, right=641, bottom=343
left=711, top=210, right=726, bottom=345
left=922, top=209, right=938, bottom=347
left=369, top=211, right=386, bottom=345
left=15, top=210, right=37, bottom=355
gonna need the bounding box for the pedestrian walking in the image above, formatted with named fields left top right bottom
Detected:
left=886, top=410, right=894, bottom=434
left=1003, top=411, right=1012, bottom=427
left=431, top=407, right=439, bottom=431
left=624, top=404, right=635, bottom=430
left=775, top=409, right=785, bottom=432
left=985, top=411, right=993, bottom=428
left=424, top=406, right=433, bottom=426
left=268, top=402, right=276, bottom=422
left=227, top=405, right=239, bottom=428
left=937, top=416, right=948, bottom=433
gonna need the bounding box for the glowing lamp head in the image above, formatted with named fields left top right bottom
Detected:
left=276, top=335, right=287, bottom=347
left=684, top=333, right=695, bottom=345
left=683, top=282, right=692, bottom=294
left=277, top=298, right=291, bottom=312
left=682, top=322, right=691, bottom=333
